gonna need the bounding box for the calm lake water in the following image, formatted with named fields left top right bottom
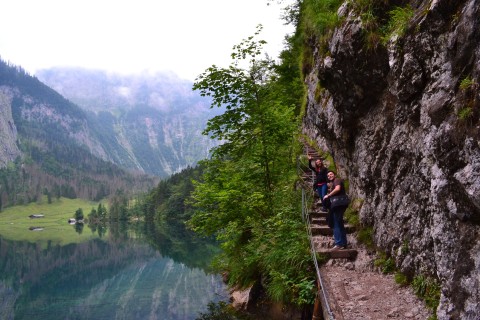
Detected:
left=0, top=221, right=229, bottom=320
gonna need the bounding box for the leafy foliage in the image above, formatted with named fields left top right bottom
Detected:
left=300, top=0, right=343, bottom=38
left=459, top=76, right=475, bottom=90
left=74, top=208, right=84, bottom=221
left=344, top=206, right=360, bottom=227
left=394, top=272, right=409, bottom=287
left=188, top=27, right=315, bottom=307
left=381, top=5, right=414, bottom=44
left=456, top=75, right=478, bottom=130
left=412, top=275, right=441, bottom=313
left=357, top=226, right=375, bottom=249
left=374, top=252, right=396, bottom=274
left=196, top=301, right=252, bottom=320
left=296, top=0, right=343, bottom=69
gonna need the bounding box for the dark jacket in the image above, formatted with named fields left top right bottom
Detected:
left=308, top=161, right=328, bottom=187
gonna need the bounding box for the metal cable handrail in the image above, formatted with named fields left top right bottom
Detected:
left=302, top=187, right=335, bottom=320
left=298, top=151, right=334, bottom=319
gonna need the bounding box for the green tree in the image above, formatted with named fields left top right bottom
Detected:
left=97, top=203, right=107, bottom=219
left=193, top=25, right=297, bottom=210
left=88, top=207, right=98, bottom=220
left=108, top=190, right=129, bottom=221
left=74, top=208, right=84, bottom=221
left=188, top=26, right=314, bottom=306
left=46, top=189, right=52, bottom=204
left=74, top=222, right=84, bottom=234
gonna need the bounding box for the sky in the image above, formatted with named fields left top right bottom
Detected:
left=0, top=0, right=294, bottom=81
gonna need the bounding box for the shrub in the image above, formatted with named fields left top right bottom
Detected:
left=459, top=76, right=474, bottom=90
left=458, top=106, right=473, bottom=120
left=381, top=5, right=414, bottom=44
left=302, top=0, right=343, bottom=37
left=412, top=275, right=441, bottom=313
left=394, top=272, right=409, bottom=287
left=357, top=226, right=374, bottom=249
left=374, top=252, right=396, bottom=274
left=196, top=301, right=251, bottom=320
left=344, top=207, right=360, bottom=227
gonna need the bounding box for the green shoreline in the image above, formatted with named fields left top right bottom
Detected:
left=0, top=197, right=104, bottom=246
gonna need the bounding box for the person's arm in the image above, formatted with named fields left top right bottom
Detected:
left=323, top=184, right=341, bottom=199
left=307, top=155, right=316, bottom=172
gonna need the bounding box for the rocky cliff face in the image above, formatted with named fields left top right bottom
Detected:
left=302, top=1, right=479, bottom=318
left=0, top=88, right=21, bottom=166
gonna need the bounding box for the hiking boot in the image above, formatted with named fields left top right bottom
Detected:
left=331, top=245, right=346, bottom=250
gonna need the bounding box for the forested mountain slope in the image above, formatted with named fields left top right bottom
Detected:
left=0, top=60, right=156, bottom=208
left=301, top=0, right=479, bottom=318
left=36, top=68, right=221, bottom=177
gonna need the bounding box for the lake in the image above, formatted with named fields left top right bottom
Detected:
left=0, top=220, right=229, bottom=320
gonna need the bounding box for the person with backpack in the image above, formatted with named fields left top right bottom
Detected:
left=323, top=170, right=349, bottom=250
left=307, top=155, right=328, bottom=212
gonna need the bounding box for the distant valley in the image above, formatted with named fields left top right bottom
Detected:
left=36, top=68, right=221, bottom=177
left=0, top=60, right=219, bottom=208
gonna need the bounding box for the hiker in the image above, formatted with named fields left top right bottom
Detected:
left=307, top=155, right=328, bottom=211
left=323, top=170, right=348, bottom=249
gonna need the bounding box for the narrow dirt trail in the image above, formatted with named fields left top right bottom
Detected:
left=303, top=146, right=432, bottom=319
left=317, top=230, right=432, bottom=319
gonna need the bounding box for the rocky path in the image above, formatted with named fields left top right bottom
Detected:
left=312, top=204, right=432, bottom=319
left=303, top=148, right=432, bottom=319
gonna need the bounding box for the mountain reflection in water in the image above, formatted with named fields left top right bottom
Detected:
left=0, top=221, right=228, bottom=320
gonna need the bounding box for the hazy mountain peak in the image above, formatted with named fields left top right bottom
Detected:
left=35, top=66, right=222, bottom=177
left=36, top=67, right=198, bottom=112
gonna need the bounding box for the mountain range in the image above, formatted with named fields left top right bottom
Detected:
left=0, top=60, right=219, bottom=207
left=36, top=67, right=221, bottom=177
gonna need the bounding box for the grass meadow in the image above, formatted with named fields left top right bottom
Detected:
left=0, top=197, right=105, bottom=246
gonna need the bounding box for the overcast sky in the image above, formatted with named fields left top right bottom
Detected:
left=0, top=0, right=294, bottom=81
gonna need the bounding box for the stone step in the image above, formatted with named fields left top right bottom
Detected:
left=311, top=234, right=356, bottom=244
left=312, top=235, right=335, bottom=250
left=306, top=149, right=318, bottom=153
left=312, top=235, right=358, bottom=259
left=309, top=211, right=328, bottom=218
left=313, top=204, right=328, bottom=212
left=311, top=217, right=327, bottom=224
left=316, top=248, right=358, bottom=259
left=310, top=225, right=355, bottom=236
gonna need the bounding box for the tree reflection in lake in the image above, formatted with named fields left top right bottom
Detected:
left=0, top=220, right=228, bottom=320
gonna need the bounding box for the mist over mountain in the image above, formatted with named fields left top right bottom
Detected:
left=0, top=60, right=157, bottom=207
left=37, top=68, right=204, bottom=113
left=37, top=68, right=221, bottom=177
left=0, top=58, right=220, bottom=208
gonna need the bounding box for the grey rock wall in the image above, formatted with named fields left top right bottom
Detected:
left=302, top=1, right=479, bottom=318
left=0, top=88, right=21, bottom=167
